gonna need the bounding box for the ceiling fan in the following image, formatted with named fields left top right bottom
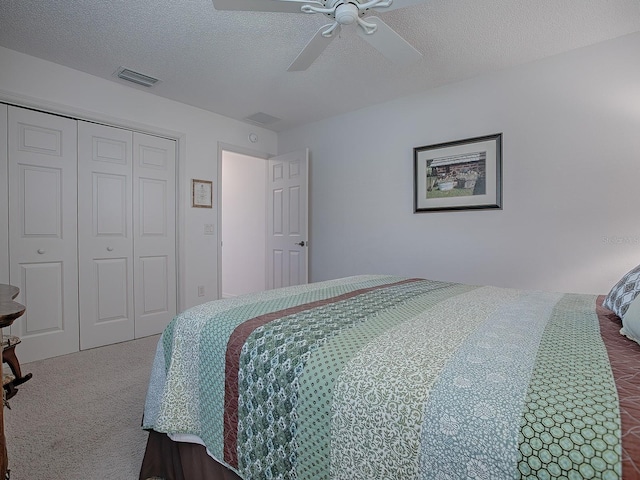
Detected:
left=212, top=0, right=427, bottom=71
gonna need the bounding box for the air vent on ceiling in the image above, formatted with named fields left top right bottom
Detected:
left=114, top=67, right=160, bottom=87
left=244, top=112, right=281, bottom=126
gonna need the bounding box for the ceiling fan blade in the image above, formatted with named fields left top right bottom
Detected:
left=356, top=16, right=422, bottom=67
left=212, top=0, right=321, bottom=13
left=377, top=0, right=428, bottom=12
left=287, top=24, right=339, bottom=71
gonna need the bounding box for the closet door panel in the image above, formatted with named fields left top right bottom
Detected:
left=20, top=262, right=64, bottom=333
left=22, top=166, right=62, bottom=234
left=140, top=255, right=169, bottom=313
left=8, top=106, right=79, bottom=362
left=78, top=121, right=134, bottom=349
left=133, top=133, right=176, bottom=338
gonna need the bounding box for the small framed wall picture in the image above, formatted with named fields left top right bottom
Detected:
left=192, top=179, right=213, bottom=208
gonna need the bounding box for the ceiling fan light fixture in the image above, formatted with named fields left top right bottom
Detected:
left=335, top=3, right=358, bottom=25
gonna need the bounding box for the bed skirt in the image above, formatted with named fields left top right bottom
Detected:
left=139, top=430, right=241, bottom=480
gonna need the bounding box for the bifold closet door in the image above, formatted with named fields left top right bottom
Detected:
left=78, top=125, right=176, bottom=346
left=133, top=133, right=177, bottom=338
left=8, top=106, right=79, bottom=362
left=78, top=122, right=135, bottom=350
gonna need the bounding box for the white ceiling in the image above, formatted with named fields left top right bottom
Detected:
left=0, top=1, right=639, bottom=132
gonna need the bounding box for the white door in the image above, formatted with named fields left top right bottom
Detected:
left=78, top=122, right=135, bottom=349
left=8, top=106, right=79, bottom=362
left=133, top=132, right=177, bottom=338
left=266, top=149, right=309, bottom=289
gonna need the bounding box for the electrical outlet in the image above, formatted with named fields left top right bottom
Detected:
left=197, top=285, right=205, bottom=297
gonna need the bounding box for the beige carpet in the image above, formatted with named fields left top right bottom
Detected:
left=4, top=334, right=161, bottom=480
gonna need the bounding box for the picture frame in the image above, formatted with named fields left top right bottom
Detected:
left=192, top=179, right=213, bottom=208
left=414, top=133, right=502, bottom=213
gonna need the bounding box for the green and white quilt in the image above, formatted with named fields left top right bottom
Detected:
left=142, top=275, right=622, bottom=479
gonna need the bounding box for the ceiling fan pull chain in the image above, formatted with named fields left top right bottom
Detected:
left=357, top=17, right=378, bottom=34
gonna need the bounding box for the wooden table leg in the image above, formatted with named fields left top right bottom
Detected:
left=0, top=340, right=7, bottom=479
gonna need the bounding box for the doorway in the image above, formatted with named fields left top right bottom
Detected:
left=221, top=150, right=267, bottom=298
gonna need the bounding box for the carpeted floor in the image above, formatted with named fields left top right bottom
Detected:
left=3, top=334, right=161, bottom=480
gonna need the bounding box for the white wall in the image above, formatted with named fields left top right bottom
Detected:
left=279, top=32, right=640, bottom=295
left=0, top=103, right=7, bottom=286
left=221, top=151, right=267, bottom=297
left=0, top=46, right=277, bottom=310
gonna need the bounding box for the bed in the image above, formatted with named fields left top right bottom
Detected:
left=139, top=274, right=640, bottom=480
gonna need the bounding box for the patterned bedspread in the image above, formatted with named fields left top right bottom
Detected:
left=142, top=275, right=626, bottom=479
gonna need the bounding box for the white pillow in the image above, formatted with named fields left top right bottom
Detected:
left=621, top=294, right=640, bottom=346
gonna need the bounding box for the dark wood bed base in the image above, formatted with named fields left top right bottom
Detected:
left=140, top=296, right=640, bottom=480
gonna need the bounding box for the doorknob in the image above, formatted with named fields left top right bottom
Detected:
left=295, top=241, right=306, bottom=247
left=107, top=246, right=114, bottom=252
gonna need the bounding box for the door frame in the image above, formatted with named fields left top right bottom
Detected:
left=216, top=142, right=272, bottom=299
left=0, top=90, right=186, bottom=314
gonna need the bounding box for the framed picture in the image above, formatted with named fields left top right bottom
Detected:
left=192, top=179, right=213, bottom=208
left=414, top=133, right=502, bottom=213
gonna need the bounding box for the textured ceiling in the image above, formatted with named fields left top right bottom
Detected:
left=0, top=0, right=639, bottom=132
